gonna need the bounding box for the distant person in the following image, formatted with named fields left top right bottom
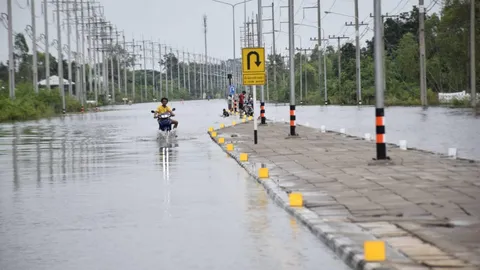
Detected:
left=222, top=109, right=229, bottom=117
left=227, top=95, right=233, bottom=111
left=239, top=91, right=246, bottom=112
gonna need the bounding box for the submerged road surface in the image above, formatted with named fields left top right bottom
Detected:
left=0, top=100, right=349, bottom=270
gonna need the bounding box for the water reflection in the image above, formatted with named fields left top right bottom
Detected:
left=62, top=135, right=67, bottom=183
left=71, top=141, right=75, bottom=182
left=161, top=147, right=171, bottom=218
left=49, top=129, right=54, bottom=183
left=36, top=133, right=41, bottom=187
left=290, top=217, right=299, bottom=239
left=12, top=125, right=18, bottom=191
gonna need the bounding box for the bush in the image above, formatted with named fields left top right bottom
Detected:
left=0, top=84, right=81, bottom=122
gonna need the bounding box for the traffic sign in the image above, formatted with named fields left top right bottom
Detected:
left=229, top=85, right=235, bottom=95
left=243, top=73, right=265, bottom=86
left=242, top=47, right=265, bottom=73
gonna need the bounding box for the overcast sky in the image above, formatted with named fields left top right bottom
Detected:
left=1, top=0, right=441, bottom=66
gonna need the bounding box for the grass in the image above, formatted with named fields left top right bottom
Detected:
left=0, top=82, right=82, bottom=123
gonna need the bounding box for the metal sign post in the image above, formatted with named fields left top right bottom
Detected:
left=242, top=47, right=265, bottom=144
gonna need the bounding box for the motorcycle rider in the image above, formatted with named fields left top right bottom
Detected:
left=155, top=97, right=178, bottom=129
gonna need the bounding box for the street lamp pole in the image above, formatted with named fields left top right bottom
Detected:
left=212, top=0, right=252, bottom=76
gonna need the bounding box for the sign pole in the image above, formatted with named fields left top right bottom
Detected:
left=253, top=85, right=258, bottom=144
left=241, top=47, right=265, bottom=145
left=227, top=73, right=232, bottom=108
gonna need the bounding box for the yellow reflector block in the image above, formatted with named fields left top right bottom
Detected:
left=211, top=131, right=217, bottom=137
left=226, top=144, right=234, bottom=151
left=220, top=123, right=225, bottom=128
left=243, top=115, right=246, bottom=119
left=258, top=167, right=269, bottom=178
left=208, top=127, right=214, bottom=132
left=232, top=121, right=236, bottom=126
left=289, top=193, right=303, bottom=207
left=248, top=116, right=253, bottom=121
left=242, top=119, right=246, bottom=123
left=364, top=241, right=386, bottom=262
left=218, top=137, right=225, bottom=144
left=239, top=153, right=248, bottom=162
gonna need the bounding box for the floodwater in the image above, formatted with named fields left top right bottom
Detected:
left=0, top=100, right=350, bottom=270
left=265, top=103, right=480, bottom=160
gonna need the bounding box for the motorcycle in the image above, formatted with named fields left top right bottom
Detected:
left=244, top=102, right=254, bottom=117
left=151, top=108, right=176, bottom=140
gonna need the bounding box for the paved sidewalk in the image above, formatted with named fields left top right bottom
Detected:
left=212, top=122, right=480, bottom=270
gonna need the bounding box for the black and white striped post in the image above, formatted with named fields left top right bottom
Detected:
left=288, top=0, right=297, bottom=137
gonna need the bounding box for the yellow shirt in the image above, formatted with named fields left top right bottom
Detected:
left=156, top=105, right=171, bottom=114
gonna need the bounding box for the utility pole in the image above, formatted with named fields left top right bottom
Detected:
left=177, top=49, right=181, bottom=90
left=345, top=3, right=368, bottom=105
left=86, top=1, right=96, bottom=102
left=256, top=1, right=266, bottom=125
left=288, top=0, right=297, bottom=136
left=142, top=39, right=147, bottom=102
left=169, top=47, right=174, bottom=97
left=187, top=51, right=191, bottom=94
left=295, top=47, right=304, bottom=101
left=317, top=0, right=322, bottom=104
left=419, top=0, right=427, bottom=107
left=151, top=41, right=156, bottom=98
left=123, top=35, right=127, bottom=97
left=303, top=1, right=324, bottom=104
left=158, top=43, right=163, bottom=98
left=182, top=51, right=186, bottom=91
left=7, top=0, right=15, bottom=99
left=56, top=0, right=66, bottom=112
left=295, top=47, right=312, bottom=101
left=329, top=35, right=348, bottom=97
left=374, top=0, right=386, bottom=160
left=129, top=38, right=140, bottom=101
left=108, top=25, right=115, bottom=104
left=79, top=0, right=86, bottom=106
left=303, top=48, right=312, bottom=98
left=65, top=1, right=73, bottom=96
left=471, top=0, right=476, bottom=107
left=271, top=3, right=276, bottom=102
left=31, top=0, right=39, bottom=93
left=311, top=37, right=329, bottom=103
left=116, top=30, right=122, bottom=100
left=165, top=45, right=169, bottom=98
left=43, top=0, right=50, bottom=90
left=85, top=1, right=94, bottom=103
left=203, top=15, right=208, bottom=99
left=193, top=54, right=197, bottom=98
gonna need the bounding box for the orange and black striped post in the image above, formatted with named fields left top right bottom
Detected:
left=260, top=102, right=266, bottom=124
left=375, top=108, right=386, bottom=159
left=289, top=105, right=296, bottom=135
left=374, top=0, right=387, bottom=160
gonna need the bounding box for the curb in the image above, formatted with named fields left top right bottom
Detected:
left=208, top=122, right=414, bottom=270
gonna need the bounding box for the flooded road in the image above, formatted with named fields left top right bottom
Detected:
left=0, top=100, right=349, bottom=270
left=266, top=104, right=480, bottom=160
